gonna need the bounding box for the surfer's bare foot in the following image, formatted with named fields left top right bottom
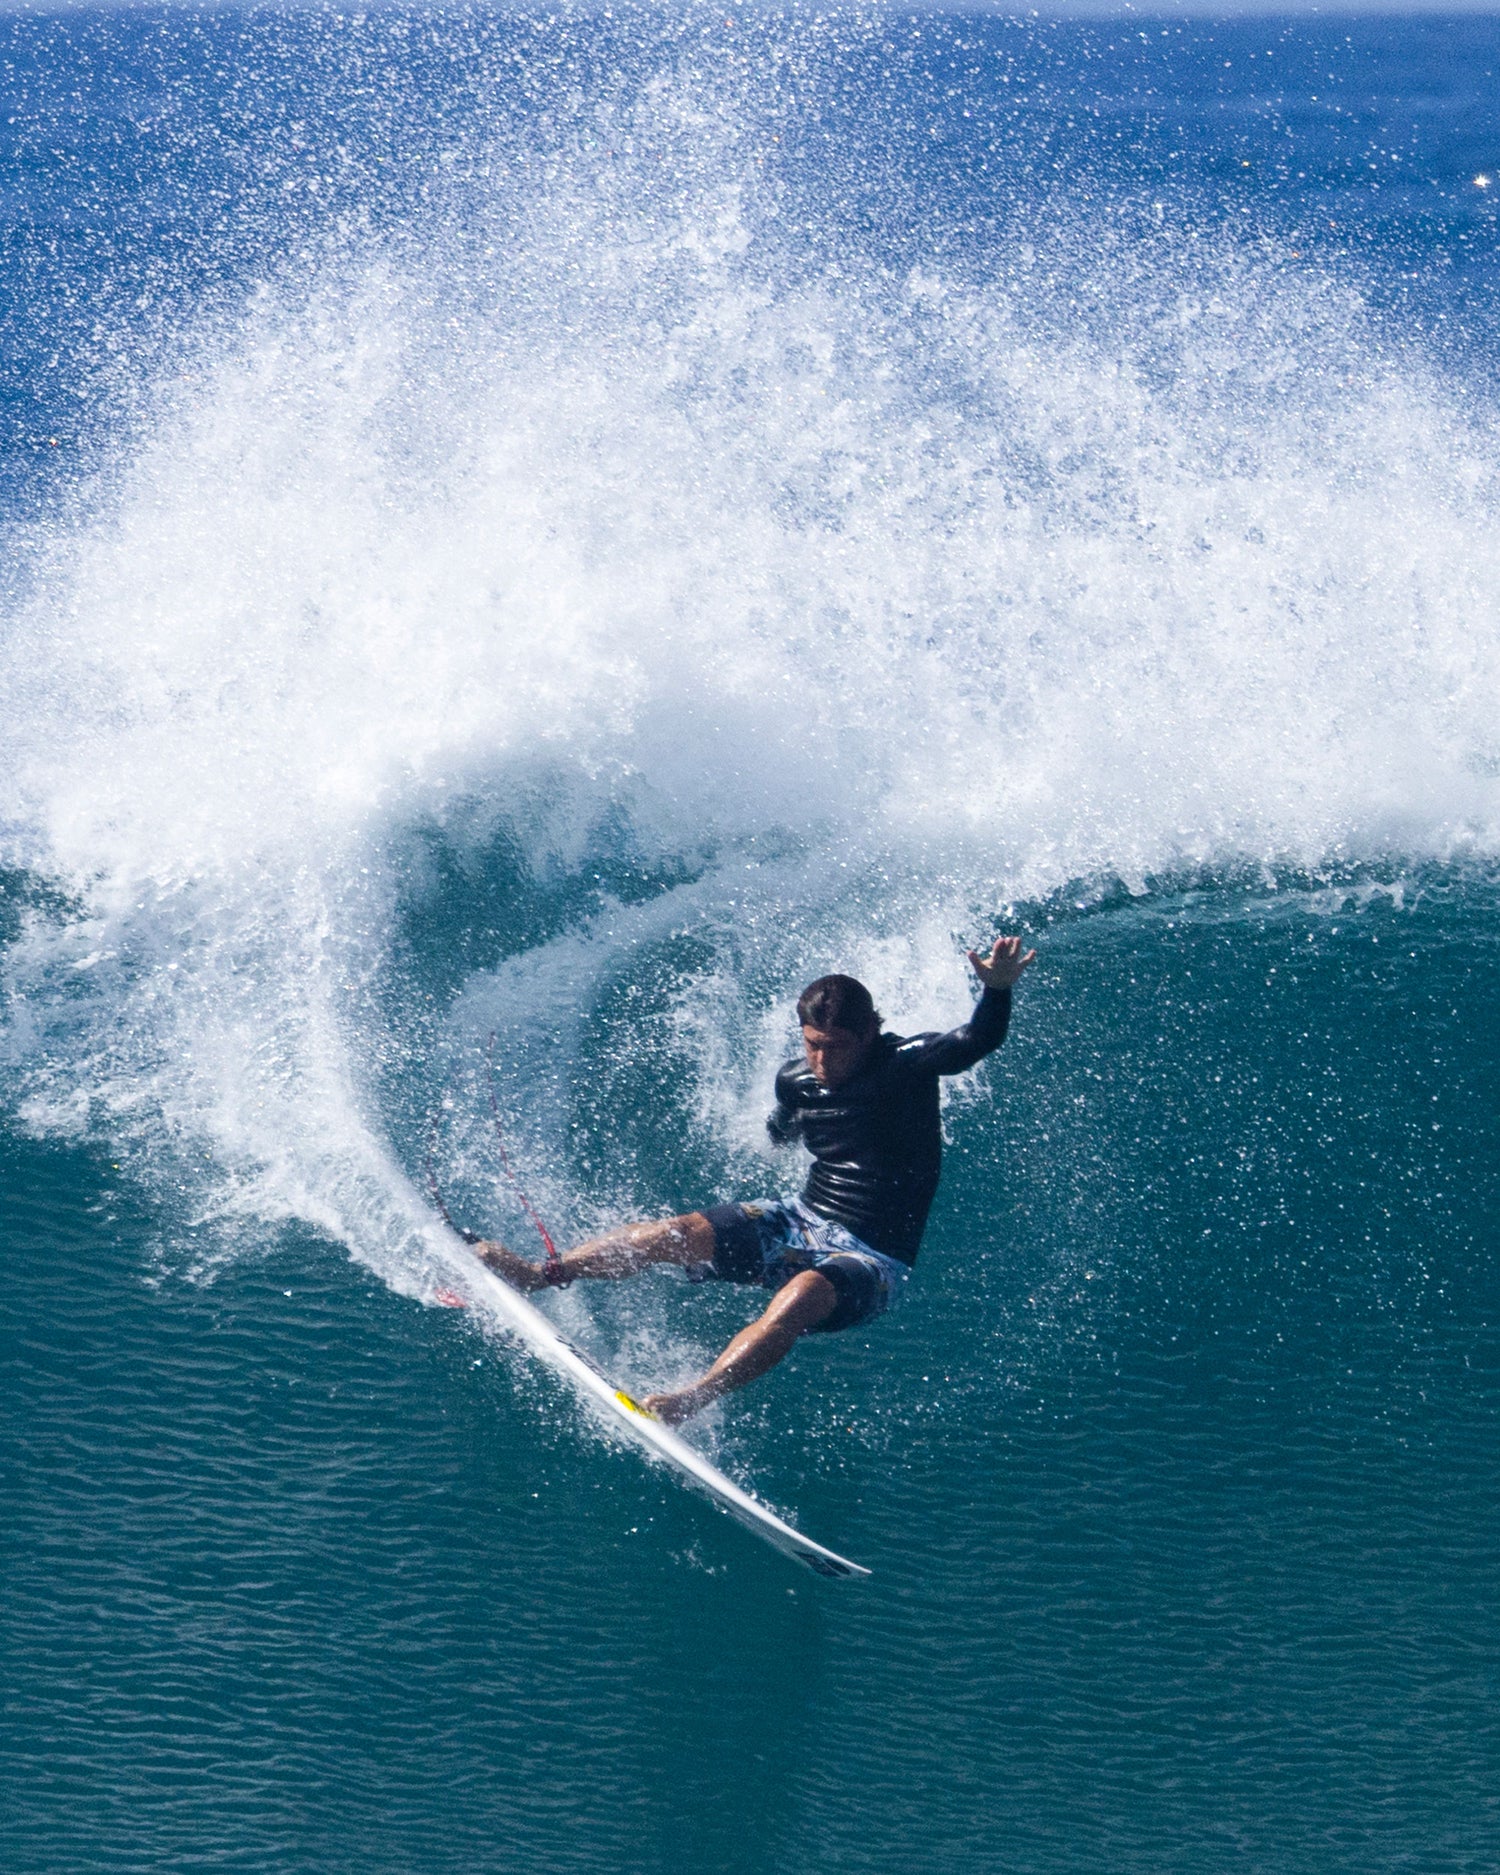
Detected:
left=469, top=1238, right=548, bottom=1294
left=641, top=1386, right=707, bottom=1425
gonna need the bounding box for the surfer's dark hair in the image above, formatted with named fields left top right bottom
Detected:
left=797, top=975, right=881, bottom=1035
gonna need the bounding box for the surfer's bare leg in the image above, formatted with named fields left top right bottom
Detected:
left=641, top=1269, right=839, bottom=1425
left=470, top=1212, right=715, bottom=1294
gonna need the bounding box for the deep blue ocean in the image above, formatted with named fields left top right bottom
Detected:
left=3, top=7, right=1499, bottom=1871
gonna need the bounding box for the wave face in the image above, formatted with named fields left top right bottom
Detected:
left=3, top=16, right=1500, bottom=1870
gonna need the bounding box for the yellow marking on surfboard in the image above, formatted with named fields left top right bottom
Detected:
left=615, top=1389, right=658, bottom=1419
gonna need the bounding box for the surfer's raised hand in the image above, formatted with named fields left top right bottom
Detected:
left=967, top=934, right=1036, bottom=989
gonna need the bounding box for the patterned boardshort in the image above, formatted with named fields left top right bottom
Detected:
left=700, top=1197, right=910, bottom=1334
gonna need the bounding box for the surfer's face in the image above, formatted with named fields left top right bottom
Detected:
left=802, top=1022, right=876, bottom=1089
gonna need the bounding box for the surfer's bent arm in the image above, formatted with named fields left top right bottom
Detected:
left=892, top=983, right=1013, bottom=1077
left=889, top=936, right=1036, bottom=1078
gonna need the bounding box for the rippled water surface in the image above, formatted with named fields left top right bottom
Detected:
left=3, top=10, right=1499, bottom=1872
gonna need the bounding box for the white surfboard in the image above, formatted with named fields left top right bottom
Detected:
left=428, top=1225, right=870, bottom=1579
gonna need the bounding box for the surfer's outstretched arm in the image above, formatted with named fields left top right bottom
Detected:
left=641, top=1270, right=838, bottom=1425
left=470, top=1212, right=716, bottom=1294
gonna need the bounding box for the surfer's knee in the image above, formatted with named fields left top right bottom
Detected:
left=766, top=1269, right=840, bottom=1336
left=640, top=1211, right=715, bottom=1266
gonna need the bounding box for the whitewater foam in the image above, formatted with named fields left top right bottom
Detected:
left=0, top=46, right=1497, bottom=1306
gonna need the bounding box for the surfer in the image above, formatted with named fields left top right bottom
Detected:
left=468, top=935, right=1034, bottom=1423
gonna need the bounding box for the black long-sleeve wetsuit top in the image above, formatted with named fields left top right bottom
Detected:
left=766, top=984, right=1013, bottom=1266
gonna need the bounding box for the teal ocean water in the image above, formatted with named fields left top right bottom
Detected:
left=3, top=10, right=1499, bottom=1870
